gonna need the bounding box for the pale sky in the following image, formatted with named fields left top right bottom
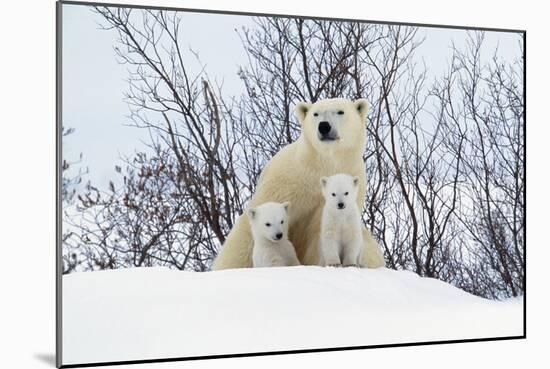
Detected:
left=62, top=4, right=254, bottom=189
left=62, top=3, right=522, bottom=191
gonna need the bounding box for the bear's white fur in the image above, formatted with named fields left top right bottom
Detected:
left=319, top=174, right=363, bottom=267
left=247, top=202, right=300, bottom=268
left=212, top=98, right=385, bottom=270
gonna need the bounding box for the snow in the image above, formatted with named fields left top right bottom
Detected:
left=62, top=266, right=523, bottom=366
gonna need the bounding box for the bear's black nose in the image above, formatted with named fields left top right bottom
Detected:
left=275, top=233, right=283, bottom=240
left=337, top=202, right=345, bottom=209
left=318, top=121, right=331, bottom=135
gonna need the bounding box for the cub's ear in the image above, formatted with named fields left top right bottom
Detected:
left=352, top=176, right=359, bottom=187
left=320, top=177, right=328, bottom=188
left=282, top=201, right=290, bottom=213
left=295, top=101, right=312, bottom=124
left=354, top=99, right=369, bottom=122
left=247, top=208, right=257, bottom=220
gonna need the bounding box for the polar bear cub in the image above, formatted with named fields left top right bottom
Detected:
left=247, top=202, right=300, bottom=268
left=320, top=174, right=364, bottom=267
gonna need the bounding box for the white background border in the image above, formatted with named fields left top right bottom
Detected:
left=0, top=0, right=545, bottom=368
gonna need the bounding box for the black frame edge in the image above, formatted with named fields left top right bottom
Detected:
left=56, top=1, right=63, bottom=367
left=59, top=0, right=526, bottom=33
left=522, top=30, right=527, bottom=339
left=60, top=335, right=525, bottom=368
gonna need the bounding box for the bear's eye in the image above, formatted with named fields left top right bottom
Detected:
left=265, top=223, right=271, bottom=227
left=313, top=112, right=319, bottom=117
left=280, top=220, right=284, bottom=224
left=337, top=111, right=344, bottom=115
left=332, top=193, right=336, bottom=197
left=345, top=192, right=349, bottom=196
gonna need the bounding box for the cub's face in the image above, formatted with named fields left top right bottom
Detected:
left=247, top=202, right=290, bottom=242
left=320, top=173, right=359, bottom=211
left=295, top=98, right=368, bottom=153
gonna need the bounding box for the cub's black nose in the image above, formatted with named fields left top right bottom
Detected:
left=337, top=202, right=345, bottom=209
left=275, top=233, right=283, bottom=240
left=318, top=121, right=331, bottom=135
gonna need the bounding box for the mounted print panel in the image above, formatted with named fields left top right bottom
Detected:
left=57, top=0, right=525, bottom=367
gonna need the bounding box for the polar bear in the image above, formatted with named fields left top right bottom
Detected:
left=319, top=174, right=363, bottom=267
left=212, top=98, right=385, bottom=270
left=247, top=202, right=300, bottom=268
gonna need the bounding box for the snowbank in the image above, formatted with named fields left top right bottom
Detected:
left=62, top=266, right=523, bottom=365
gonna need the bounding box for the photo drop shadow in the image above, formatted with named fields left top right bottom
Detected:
left=34, top=353, right=56, bottom=367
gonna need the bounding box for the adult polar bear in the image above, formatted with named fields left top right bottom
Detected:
left=212, top=98, right=385, bottom=270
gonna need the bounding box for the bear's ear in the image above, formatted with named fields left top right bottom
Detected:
left=352, top=176, right=359, bottom=187
left=354, top=99, right=369, bottom=122
left=320, top=177, right=328, bottom=188
left=247, top=208, right=257, bottom=220
left=282, top=201, right=290, bottom=213
left=295, top=101, right=312, bottom=124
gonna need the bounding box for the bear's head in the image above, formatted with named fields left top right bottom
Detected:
left=295, top=98, right=368, bottom=153
left=247, top=201, right=290, bottom=242
left=320, top=173, right=359, bottom=211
